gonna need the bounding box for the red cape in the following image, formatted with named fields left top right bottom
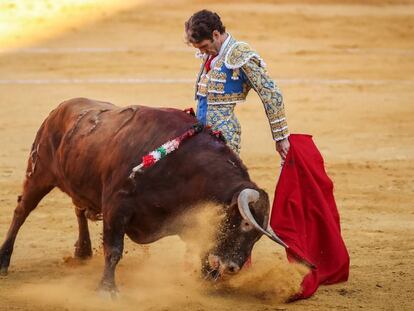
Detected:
left=270, top=134, right=349, bottom=299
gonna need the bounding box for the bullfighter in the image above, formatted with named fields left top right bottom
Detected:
left=185, top=10, right=290, bottom=159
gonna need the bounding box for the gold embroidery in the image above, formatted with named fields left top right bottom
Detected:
left=197, top=85, right=207, bottom=97
left=196, top=74, right=209, bottom=97
left=225, top=42, right=259, bottom=69
left=241, top=57, right=288, bottom=141
left=197, top=38, right=265, bottom=114
left=242, top=83, right=250, bottom=94
left=208, top=81, right=225, bottom=94
left=209, top=70, right=227, bottom=82
left=232, top=68, right=240, bottom=80
left=206, top=104, right=241, bottom=153
left=213, top=59, right=224, bottom=70
left=207, top=92, right=246, bottom=104
left=270, top=118, right=288, bottom=135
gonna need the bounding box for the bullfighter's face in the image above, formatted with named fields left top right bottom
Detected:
left=189, top=30, right=222, bottom=57
left=201, top=190, right=270, bottom=280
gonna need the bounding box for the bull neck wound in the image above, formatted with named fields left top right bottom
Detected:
left=211, top=33, right=231, bottom=68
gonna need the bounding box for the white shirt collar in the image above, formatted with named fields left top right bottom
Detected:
left=211, top=33, right=231, bottom=68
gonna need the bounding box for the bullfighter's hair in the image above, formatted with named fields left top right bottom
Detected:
left=185, top=9, right=226, bottom=44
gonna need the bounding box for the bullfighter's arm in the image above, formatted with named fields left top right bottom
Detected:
left=225, top=42, right=289, bottom=142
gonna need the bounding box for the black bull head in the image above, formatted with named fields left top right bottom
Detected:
left=201, top=188, right=287, bottom=280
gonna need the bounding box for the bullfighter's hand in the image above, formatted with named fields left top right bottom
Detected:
left=275, top=138, right=290, bottom=161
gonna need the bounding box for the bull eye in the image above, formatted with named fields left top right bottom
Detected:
left=240, top=220, right=252, bottom=232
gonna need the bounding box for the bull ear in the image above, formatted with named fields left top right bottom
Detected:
left=230, top=190, right=241, bottom=208
left=225, top=191, right=242, bottom=218
left=256, top=189, right=270, bottom=227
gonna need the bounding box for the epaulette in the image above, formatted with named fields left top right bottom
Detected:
left=224, top=41, right=266, bottom=69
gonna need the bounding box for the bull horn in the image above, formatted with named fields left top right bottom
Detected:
left=237, top=189, right=289, bottom=249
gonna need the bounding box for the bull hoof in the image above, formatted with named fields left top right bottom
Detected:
left=97, top=282, right=119, bottom=300
left=74, top=240, right=92, bottom=259
left=0, top=267, right=8, bottom=276
left=0, top=252, right=10, bottom=276
left=97, top=288, right=119, bottom=300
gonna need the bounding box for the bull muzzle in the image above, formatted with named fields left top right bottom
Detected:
left=237, top=189, right=288, bottom=248
left=204, top=254, right=241, bottom=281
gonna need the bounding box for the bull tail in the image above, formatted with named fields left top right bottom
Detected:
left=26, top=108, right=61, bottom=179
left=26, top=119, right=47, bottom=178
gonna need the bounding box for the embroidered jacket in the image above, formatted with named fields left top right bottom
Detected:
left=195, top=35, right=289, bottom=142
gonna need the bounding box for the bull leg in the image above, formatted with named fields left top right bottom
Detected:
left=0, top=179, right=54, bottom=275
left=74, top=208, right=92, bottom=259
left=98, top=208, right=127, bottom=296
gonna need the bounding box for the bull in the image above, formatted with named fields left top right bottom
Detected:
left=0, top=98, right=285, bottom=295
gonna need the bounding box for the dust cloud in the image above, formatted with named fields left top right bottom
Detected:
left=222, top=257, right=308, bottom=303
left=12, top=203, right=304, bottom=310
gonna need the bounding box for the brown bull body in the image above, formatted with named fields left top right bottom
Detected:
left=0, top=98, right=272, bottom=294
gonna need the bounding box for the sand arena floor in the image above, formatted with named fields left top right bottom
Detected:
left=0, top=0, right=413, bottom=310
